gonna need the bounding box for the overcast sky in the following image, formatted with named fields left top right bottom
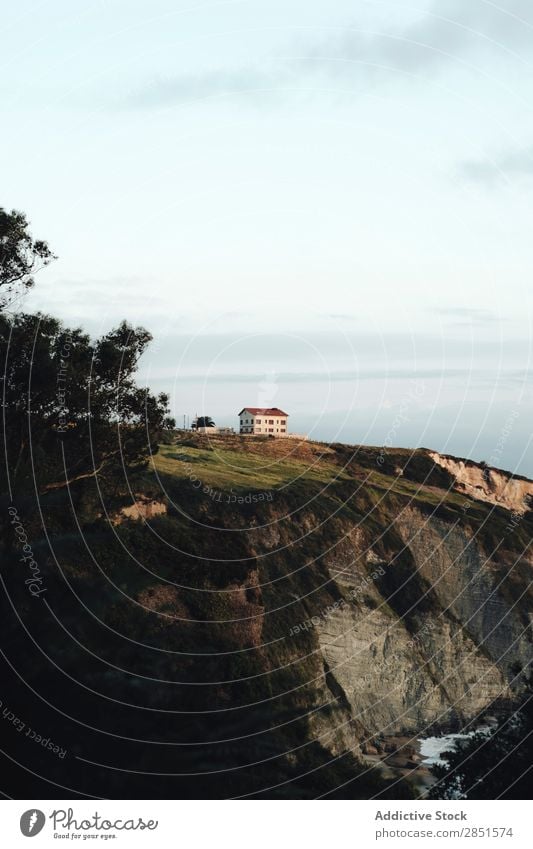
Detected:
left=3, top=0, right=532, bottom=474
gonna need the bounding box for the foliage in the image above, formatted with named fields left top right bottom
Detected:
left=429, top=701, right=533, bottom=799
left=0, top=207, right=55, bottom=308
left=193, top=415, right=215, bottom=428
left=0, top=311, right=175, bottom=496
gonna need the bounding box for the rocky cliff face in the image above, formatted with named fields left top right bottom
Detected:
left=428, top=451, right=533, bottom=515
left=243, top=498, right=531, bottom=754
left=315, top=507, right=524, bottom=740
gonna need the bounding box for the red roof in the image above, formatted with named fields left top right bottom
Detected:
left=238, top=407, right=289, bottom=417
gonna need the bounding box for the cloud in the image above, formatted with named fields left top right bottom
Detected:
left=300, top=6, right=464, bottom=77
left=141, top=328, right=527, bottom=364
left=138, top=329, right=530, bottom=398
left=434, top=306, right=501, bottom=324
left=147, top=366, right=528, bottom=385
left=123, top=1, right=533, bottom=109
left=461, top=147, right=533, bottom=183
left=126, top=67, right=290, bottom=109
left=299, top=0, right=533, bottom=79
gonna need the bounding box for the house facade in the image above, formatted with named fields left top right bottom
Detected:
left=238, top=407, right=289, bottom=436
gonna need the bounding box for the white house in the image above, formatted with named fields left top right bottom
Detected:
left=238, top=407, right=289, bottom=436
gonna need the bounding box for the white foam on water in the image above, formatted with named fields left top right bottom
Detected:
left=419, top=728, right=491, bottom=766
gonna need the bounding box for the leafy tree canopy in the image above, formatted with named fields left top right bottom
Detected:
left=194, top=416, right=215, bottom=428
left=1, top=311, right=175, bottom=497
left=429, top=701, right=532, bottom=800
left=0, top=208, right=55, bottom=308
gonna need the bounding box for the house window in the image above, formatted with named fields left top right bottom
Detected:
left=268, top=419, right=274, bottom=424
left=281, top=428, right=286, bottom=432
left=256, top=419, right=261, bottom=423
left=268, top=428, right=273, bottom=432
left=280, top=420, right=286, bottom=425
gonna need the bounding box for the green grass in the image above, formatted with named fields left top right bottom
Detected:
left=145, top=436, right=533, bottom=559
left=151, top=440, right=351, bottom=493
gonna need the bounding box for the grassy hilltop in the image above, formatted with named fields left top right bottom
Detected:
left=147, top=433, right=531, bottom=552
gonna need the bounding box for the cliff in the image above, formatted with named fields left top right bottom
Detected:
left=428, top=450, right=533, bottom=515
left=1, top=433, right=531, bottom=798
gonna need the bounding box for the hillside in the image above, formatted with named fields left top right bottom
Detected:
left=1, top=432, right=531, bottom=799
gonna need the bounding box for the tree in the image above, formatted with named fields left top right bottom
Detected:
left=429, top=700, right=533, bottom=800
left=193, top=416, right=215, bottom=429
left=0, top=312, right=175, bottom=495
left=0, top=208, right=55, bottom=308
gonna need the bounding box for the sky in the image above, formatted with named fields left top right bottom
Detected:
left=2, top=0, right=532, bottom=474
